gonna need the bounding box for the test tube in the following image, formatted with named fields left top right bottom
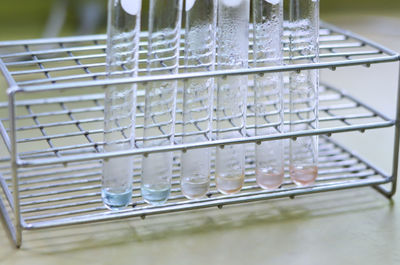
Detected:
left=253, top=0, right=284, bottom=190
left=102, top=0, right=142, bottom=210
left=287, top=0, right=319, bottom=186
left=181, top=0, right=216, bottom=199
left=141, top=0, right=183, bottom=205
left=216, top=0, right=250, bottom=194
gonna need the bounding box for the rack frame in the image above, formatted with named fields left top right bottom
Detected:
left=0, top=22, right=399, bottom=248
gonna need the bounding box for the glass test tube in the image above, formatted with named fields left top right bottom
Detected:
left=141, top=0, right=183, bottom=205
left=253, top=0, right=284, bottom=190
left=102, top=0, right=142, bottom=210
left=287, top=0, right=319, bottom=186
left=181, top=0, right=216, bottom=199
left=216, top=0, right=250, bottom=194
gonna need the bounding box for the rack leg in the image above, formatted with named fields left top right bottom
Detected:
left=11, top=163, right=22, bottom=248
left=0, top=191, right=19, bottom=248
left=8, top=90, right=22, bottom=248
left=372, top=185, right=394, bottom=199
left=382, top=61, right=400, bottom=199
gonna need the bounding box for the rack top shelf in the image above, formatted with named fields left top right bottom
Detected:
left=0, top=22, right=399, bottom=93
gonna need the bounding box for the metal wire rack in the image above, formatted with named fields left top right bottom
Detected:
left=0, top=22, right=399, bottom=248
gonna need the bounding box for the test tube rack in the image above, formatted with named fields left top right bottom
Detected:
left=0, top=22, right=399, bottom=248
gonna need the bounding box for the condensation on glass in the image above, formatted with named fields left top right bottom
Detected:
left=253, top=0, right=284, bottom=190
left=181, top=0, right=216, bottom=199
left=215, top=0, right=250, bottom=194
left=141, top=0, right=183, bottom=205
left=286, top=0, right=319, bottom=186
left=102, top=0, right=142, bottom=210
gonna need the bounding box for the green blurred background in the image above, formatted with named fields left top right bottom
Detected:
left=0, top=0, right=399, bottom=40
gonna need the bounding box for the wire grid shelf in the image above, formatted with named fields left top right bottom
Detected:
left=0, top=22, right=398, bottom=89
left=0, top=83, right=394, bottom=165
left=0, top=137, right=393, bottom=228
left=0, top=22, right=399, bottom=247
left=0, top=22, right=397, bottom=166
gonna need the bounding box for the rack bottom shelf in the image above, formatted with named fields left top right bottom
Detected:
left=0, top=137, right=391, bottom=231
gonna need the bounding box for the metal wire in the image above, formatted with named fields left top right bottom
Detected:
left=0, top=139, right=389, bottom=226
left=0, top=83, right=394, bottom=167
left=0, top=22, right=398, bottom=247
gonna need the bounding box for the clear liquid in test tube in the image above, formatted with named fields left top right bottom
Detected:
left=102, top=0, right=142, bottom=210
left=286, top=0, right=319, bottom=186
left=253, top=0, right=284, bottom=190
left=181, top=0, right=216, bottom=199
left=216, top=0, right=250, bottom=194
left=141, top=0, right=183, bottom=205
